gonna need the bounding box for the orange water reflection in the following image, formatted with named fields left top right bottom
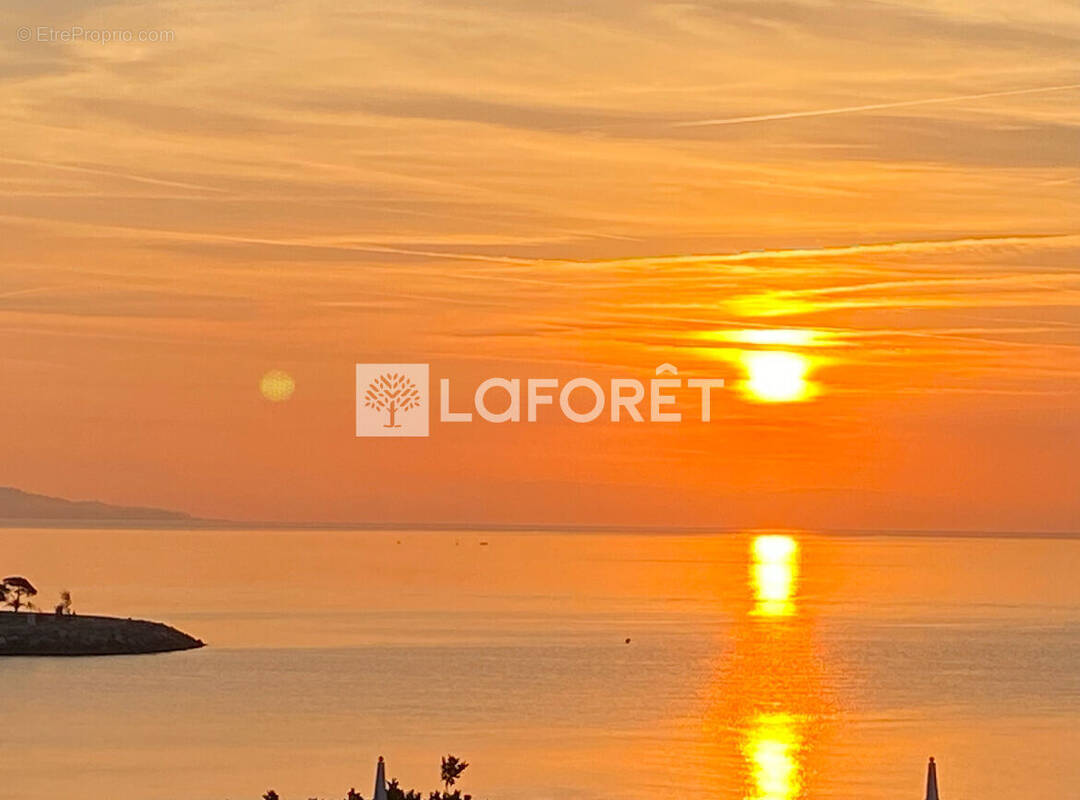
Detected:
left=703, top=533, right=833, bottom=800
left=744, top=712, right=803, bottom=800
left=751, top=534, right=799, bottom=617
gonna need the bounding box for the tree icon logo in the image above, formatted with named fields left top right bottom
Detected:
left=363, top=371, right=422, bottom=428
left=355, top=363, right=430, bottom=437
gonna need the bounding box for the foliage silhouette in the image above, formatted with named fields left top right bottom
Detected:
left=262, top=753, right=474, bottom=800
left=440, top=755, right=469, bottom=793
left=2, top=576, right=37, bottom=612
left=386, top=779, right=423, bottom=800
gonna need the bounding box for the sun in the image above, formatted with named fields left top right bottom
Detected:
left=259, top=370, right=295, bottom=402
left=741, top=351, right=813, bottom=403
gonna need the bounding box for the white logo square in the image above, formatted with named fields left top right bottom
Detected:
left=355, top=363, right=430, bottom=437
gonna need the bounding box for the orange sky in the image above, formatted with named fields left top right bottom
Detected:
left=3, top=0, right=1080, bottom=530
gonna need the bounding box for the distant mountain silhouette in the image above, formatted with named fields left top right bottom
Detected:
left=0, top=487, right=192, bottom=522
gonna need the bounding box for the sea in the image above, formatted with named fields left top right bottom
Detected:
left=2, top=528, right=1078, bottom=800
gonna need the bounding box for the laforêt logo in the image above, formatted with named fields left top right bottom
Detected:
left=364, top=372, right=422, bottom=427
left=355, top=364, right=429, bottom=437
left=356, top=362, right=729, bottom=438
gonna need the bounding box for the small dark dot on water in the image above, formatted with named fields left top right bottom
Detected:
left=625, top=638, right=631, bottom=644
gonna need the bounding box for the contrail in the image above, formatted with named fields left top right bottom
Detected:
left=545, top=233, right=1080, bottom=270
left=0, top=157, right=227, bottom=193
left=675, top=83, right=1080, bottom=127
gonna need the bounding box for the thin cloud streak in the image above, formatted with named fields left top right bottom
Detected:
left=539, top=233, right=1080, bottom=270
left=0, top=158, right=229, bottom=194
left=676, top=82, right=1080, bottom=128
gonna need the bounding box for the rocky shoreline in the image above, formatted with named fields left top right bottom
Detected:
left=0, top=612, right=204, bottom=656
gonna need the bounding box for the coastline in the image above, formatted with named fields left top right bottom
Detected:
left=0, top=612, right=204, bottom=656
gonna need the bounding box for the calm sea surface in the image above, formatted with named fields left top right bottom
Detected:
left=2, top=529, right=1078, bottom=800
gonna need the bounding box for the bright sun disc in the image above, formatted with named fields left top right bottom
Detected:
left=742, top=351, right=812, bottom=403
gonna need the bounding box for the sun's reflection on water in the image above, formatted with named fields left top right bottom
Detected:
left=698, top=533, right=831, bottom=800
left=744, top=712, right=804, bottom=800
left=751, top=535, right=799, bottom=617
left=745, top=534, right=809, bottom=799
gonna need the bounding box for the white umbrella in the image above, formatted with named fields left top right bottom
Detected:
left=925, top=757, right=940, bottom=800
left=374, top=756, right=388, bottom=800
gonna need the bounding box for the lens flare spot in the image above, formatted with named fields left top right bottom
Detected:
left=259, top=370, right=295, bottom=402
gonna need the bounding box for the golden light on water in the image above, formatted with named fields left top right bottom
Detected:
left=259, top=370, right=295, bottom=402
left=744, top=713, right=804, bottom=800
left=701, top=533, right=823, bottom=800
left=751, top=534, right=799, bottom=617
left=741, top=351, right=814, bottom=403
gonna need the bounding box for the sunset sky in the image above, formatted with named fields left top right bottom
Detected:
left=3, top=0, right=1080, bottom=530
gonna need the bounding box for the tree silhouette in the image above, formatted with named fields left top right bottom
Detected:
left=2, top=576, right=37, bottom=612
left=364, top=372, right=422, bottom=428
left=440, top=755, right=468, bottom=794
left=387, top=779, right=423, bottom=800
